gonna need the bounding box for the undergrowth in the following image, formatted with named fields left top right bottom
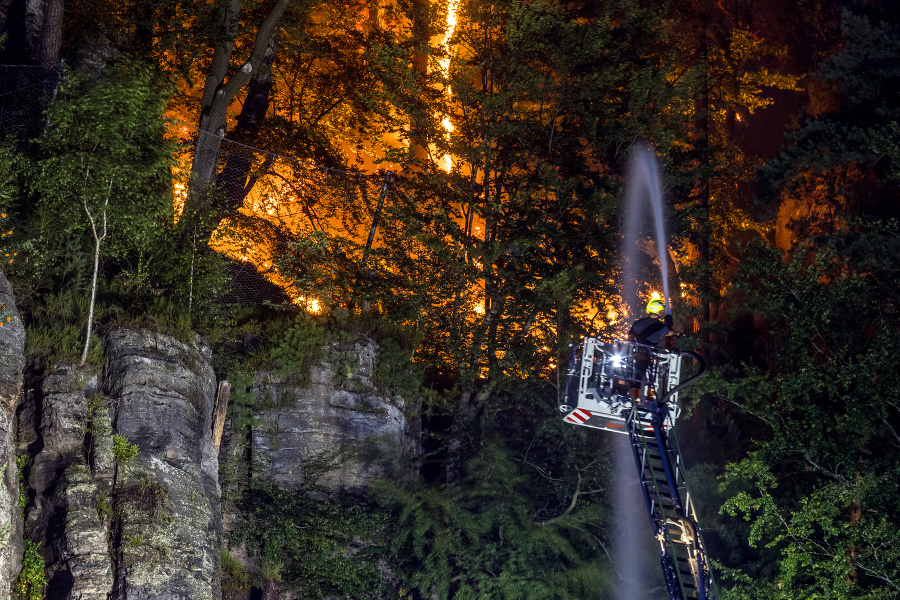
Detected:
left=14, top=540, right=46, bottom=600
left=24, top=289, right=104, bottom=365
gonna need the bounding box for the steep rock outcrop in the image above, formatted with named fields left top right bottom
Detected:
left=0, top=270, right=24, bottom=597
left=18, top=328, right=222, bottom=599
left=250, top=339, right=417, bottom=493
left=218, top=337, right=418, bottom=598
left=20, top=363, right=104, bottom=597
left=104, top=329, right=221, bottom=600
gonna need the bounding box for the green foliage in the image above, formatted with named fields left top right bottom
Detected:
left=14, top=540, right=46, bottom=600
left=103, top=291, right=195, bottom=343
left=0, top=141, right=20, bottom=209
left=115, top=474, right=170, bottom=524
left=95, top=492, right=112, bottom=521
left=377, top=442, right=609, bottom=600
left=326, top=325, right=359, bottom=391
left=719, top=461, right=900, bottom=600
left=86, top=393, right=110, bottom=437
left=29, top=59, right=175, bottom=266
left=112, top=434, right=139, bottom=464
left=374, top=336, right=419, bottom=401
left=704, top=218, right=900, bottom=597
left=7, top=57, right=227, bottom=352
left=220, top=548, right=250, bottom=592
left=358, top=0, right=696, bottom=420
left=229, top=472, right=389, bottom=598
left=225, top=370, right=260, bottom=436
left=24, top=290, right=105, bottom=364
left=0, top=143, right=22, bottom=277
left=16, top=454, right=26, bottom=511
left=269, top=314, right=325, bottom=386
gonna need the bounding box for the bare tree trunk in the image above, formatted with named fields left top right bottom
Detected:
left=359, top=172, right=392, bottom=271
left=39, top=0, right=64, bottom=69
left=261, top=578, right=279, bottom=600
left=80, top=179, right=111, bottom=367
left=181, top=0, right=291, bottom=233
left=218, top=36, right=277, bottom=216
left=408, top=0, right=430, bottom=162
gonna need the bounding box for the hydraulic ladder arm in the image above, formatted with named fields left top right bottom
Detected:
left=626, top=398, right=717, bottom=600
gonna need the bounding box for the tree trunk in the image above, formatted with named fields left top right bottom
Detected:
left=181, top=0, right=291, bottom=233
left=359, top=172, right=392, bottom=271
left=408, top=0, right=431, bottom=161
left=218, top=36, right=278, bottom=216
left=80, top=181, right=110, bottom=367
left=38, top=0, right=64, bottom=69
left=261, top=578, right=279, bottom=600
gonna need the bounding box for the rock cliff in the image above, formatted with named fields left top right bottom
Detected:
left=218, top=336, right=418, bottom=598
left=249, top=338, right=416, bottom=493
left=0, top=270, right=25, bottom=598
left=18, top=329, right=222, bottom=599
left=3, top=274, right=415, bottom=599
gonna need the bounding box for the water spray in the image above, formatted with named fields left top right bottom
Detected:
left=557, top=142, right=716, bottom=600
left=622, top=142, right=671, bottom=317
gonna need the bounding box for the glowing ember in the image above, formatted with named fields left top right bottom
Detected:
left=172, top=182, right=187, bottom=220
left=293, top=296, right=322, bottom=314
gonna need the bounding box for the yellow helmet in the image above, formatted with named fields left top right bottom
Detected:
left=646, top=298, right=665, bottom=314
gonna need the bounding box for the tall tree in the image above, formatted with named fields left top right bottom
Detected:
left=705, top=8, right=900, bottom=596
left=375, top=0, right=695, bottom=420
left=29, top=61, right=176, bottom=359
left=707, top=225, right=900, bottom=599
left=179, top=0, right=291, bottom=232
left=38, top=0, right=64, bottom=68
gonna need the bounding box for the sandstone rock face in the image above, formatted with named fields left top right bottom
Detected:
left=104, top=329, right=221, bottom=600
left=21, top=364, right=105, bottom=597
left=250, top=339, right=417, bottom=494
left=10, top=311, right=416, bottom=600
left=0, top=270, right=24, bottom=597
left=218, top=336, right=418, bottom=599
left=17, top=328, right=222, bottom=600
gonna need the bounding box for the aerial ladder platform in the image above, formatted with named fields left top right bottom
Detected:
left=560, top=336, right=716, bottom=600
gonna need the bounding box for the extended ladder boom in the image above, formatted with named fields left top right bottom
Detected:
left=559, top=337, right=716, bottom=600
left=627, top=402, right=716, bottom=600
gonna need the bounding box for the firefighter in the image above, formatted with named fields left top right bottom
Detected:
left=628, top=299, right=673, bottom=399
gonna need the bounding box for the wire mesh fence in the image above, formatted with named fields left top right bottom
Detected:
left=0, top=76, right=392, bottom=310
left=170, top=121, right=395, bottom=309
left=0, top=65, right=58, bottom=136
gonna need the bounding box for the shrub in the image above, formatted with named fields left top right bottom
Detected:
left=269, top=314, right=325, bottom=385
left=220, top=548, right=250, bottom=591
left=112, top=433, right=139, bottom=463
left=14, top=540, right=46, bottom=600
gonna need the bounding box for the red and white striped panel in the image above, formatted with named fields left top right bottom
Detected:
left=564, top=408, right=592, bottom=424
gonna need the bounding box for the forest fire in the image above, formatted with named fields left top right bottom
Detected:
left=1, top=1, right=898, bottom=599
